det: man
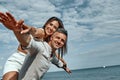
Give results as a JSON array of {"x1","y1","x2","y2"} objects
[
  {"x1": 2, "y1": 19, "x2": 69, "y2": 80},
  {"x1": 17, "y1": 27, "x2": 68, "y2": 80}
]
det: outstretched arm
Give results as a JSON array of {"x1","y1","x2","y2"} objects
[
  {"x1": 55, "y1": 52, "x2": 67, "y2": 65},
  {"x1": 0, "y1": 12, "x2": 30, "y2": 31},
  {"x1": 21, "y1": 26, "x2": 45, "y2": 41},
  {"x1": 62, "y1": 64, "x2": 72, "y2": 74},
  {"x1": 54, "y1": 52, "x2": 72, "y2": 74},
  {"x1": 13, "y1": 20, "x2": 31, "y2": 47},
  {"x1": 0, "y1": 12, "x2": 45, "y2": 46},
  {"x1": 0, "y1": 12, "x2": 19, "y2": 31},
  {"x1": 0, "y1": 12, "x2": 31, "y2": 47}
]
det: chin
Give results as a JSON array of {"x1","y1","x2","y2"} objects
[
  {"x1": 54, "y1": 46, "x2": 59, "y2": 49},
  {"x1": 47, "y1": 33, "x2": 52, "y2": 36}
]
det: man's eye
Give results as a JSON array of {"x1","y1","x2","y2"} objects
[
  {"x1": 50, "y1": 23, "x2": 52, "y2": 26},
  {"x1": 35, "y1": 37, "x2": 39, "y2": 39}
]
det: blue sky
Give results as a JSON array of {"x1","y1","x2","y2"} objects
[{"x1": 0, "y1": 0, "x2": 120, "y2": 74}]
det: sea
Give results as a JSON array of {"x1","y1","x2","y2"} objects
[
  {"x1": 42, "y1": 65, "x2": 120, "y2": 80},
  {"x1": 0, "y1": 65, "x2": 119, "y2": 80}
]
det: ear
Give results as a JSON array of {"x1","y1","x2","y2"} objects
[{"x1": 50, "y1": 35, "x2": 53, "y2": 41}]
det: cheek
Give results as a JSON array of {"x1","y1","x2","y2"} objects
[
  {"x1": 45, "y1": 25, "x2": 50, "y2": 29},
  {"x1": 44, "y1": 27, "x2": 47, "y2": 32},
  {"x1": 53, "y1": 29, "x2": 56, "y2": 32}
]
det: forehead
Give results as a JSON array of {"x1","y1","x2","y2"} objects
[
  {"x1": 50, "y1": 20, "x2": 59, "y2": 24},
  {"x1": 53, "y1": 32, "x2": 67, "y2": 40}
]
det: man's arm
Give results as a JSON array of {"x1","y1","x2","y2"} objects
[
  {"x1": 0, "y1": 12, "x2": 17, "y2": 30},
  {"x1": 56, "y1": 54, "x2": 72, "y2": 74},
  {"x1": 0, "y1": 12, "x2": 31, "y2": 47},
  {"x1": 55, "y1": 52, "x2": 67, "y2": 65},
  {"x1": 13, "y1": 30, "x2": 31, "y2": 47},
  {"x1": 51, "y1": 53, "x2": 72, "y2": 74},
  {"x1": 62, "y1": 64, "x2": 72, "y2": 74}
]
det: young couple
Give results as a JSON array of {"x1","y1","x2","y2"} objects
[{"x1": 0, "y1": 12, "x2": 71, "y2": 80}]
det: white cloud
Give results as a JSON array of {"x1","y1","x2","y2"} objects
[
  {"x1": 0, "y1": 29, "x2": 17, "y2": 44},
  {"x1": 3, "y1": 0, "x2": 61, "y2": 27},
  {"x1": 0, "y1": 5, "x2": 8, "y2": 12},
  {"x1": 65, "y1": 41, "x2": 120, "y2": 69}
]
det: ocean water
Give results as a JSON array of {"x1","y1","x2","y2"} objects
[{"x1": 42, "y1": 65, "x2": 120, "y2": 80}]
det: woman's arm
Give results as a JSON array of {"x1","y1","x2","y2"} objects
[
  {"x1": 29, "y1": 27, "x2": 44, "y2": 40},
  {"x1": 21, "y1": 25, "x2": 45, "y2": 41}
]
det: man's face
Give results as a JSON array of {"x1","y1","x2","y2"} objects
[{"x1": 50, "y1": 32, "x2": 67, "y2": 49}]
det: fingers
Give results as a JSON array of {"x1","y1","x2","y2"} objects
[
  {"x1": 0, "y1": 12, "x2": 9, "y2": 21},
  {"x1": 14, "y1": 19, "x2": 24, "y2": 31},
  {"x1": 64, "y1": 67, "x2": 72, "y2": 74},
  {"x1": 0, "y1": 11, "x2": 24, "y2": 31},
  {"x1": 21, "y1": 29, "x2": 30, "y2": 34},
  {"x1": 18, "y1": 19, "x2": 24, "y2": 24},
  {"x1": 0, "y1": 18, "x2": 4, "y2": 23},
  {"x1": 69, "y1": 70, "x2": 72, "y2": 73},
  {"x1": 67, "y1": 70, "x2": 72, "y2": 74},
  {"x1": 16, "y1": 19, "x2": 24, "y2": 28},
  {"x1": 22, "y1": 24, "x2": 30, "y2": 29},
  {"x1": 0, "y1": 12, "x2": 16, "y2": 26},
  {"x1": 6, "y1": 12, "x2": 16, "y2": 23}
]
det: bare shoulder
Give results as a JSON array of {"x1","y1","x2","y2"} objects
[
  {"x1": 36, "y1": 28, "x2": 45, "y2": 35},
  {"x1": 33, "y1": 28, "x2": 45, "y2": 40}
]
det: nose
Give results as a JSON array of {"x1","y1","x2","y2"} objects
[
  {"x1": 57, "y1": 39, "x2": 62, "y2": 45},
  {"x1": 49, "y1": 27, "x2": 54, "y2": 32}
]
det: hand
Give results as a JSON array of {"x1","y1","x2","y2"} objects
[
  {"x1": 16, "y1": 20, "x2": 24, "y2": 32},
  {"x1": 64, "y1": 67, "x2": 72, "y2": 74},
  {"x1": 20, "y1": 24, "x2": 31, "y2": 34},
  {"x1": 0, "y1": 12, "x2": 17, "y2": 30},
  {"x1": 63, "y1": 64, "x2": 72, "y2": 74}
]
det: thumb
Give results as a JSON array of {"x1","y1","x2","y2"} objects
[
  {"x1": 16, "y1": 19, "x2": 24, "y2": 29},
  {"x1": 14, "y1": 19, "x2": 24, "y2": 31},
  {"x1": 17, "y1": 19, "x2": 24, "y2": 26}
]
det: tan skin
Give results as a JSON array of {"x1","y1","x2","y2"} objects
[{"x1": 0, "y1": 12, "x2": 71, "y2": 80}]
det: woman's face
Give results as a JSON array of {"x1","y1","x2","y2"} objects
[{"x1": 45, "y1": 20, "x2": 59, "y2": 36}]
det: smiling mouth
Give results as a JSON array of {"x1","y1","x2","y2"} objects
[
  {"x1": 47, "y1": 29, "x2": 52, "y2": 34},
  {"x1": 55, "y1": 43, "x2": 61, "y2": 48}
]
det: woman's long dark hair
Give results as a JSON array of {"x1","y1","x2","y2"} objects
[{"x1": 42, "y1": 17, "x2": 67, "y2": 58}]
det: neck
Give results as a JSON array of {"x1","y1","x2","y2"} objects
[
  {"x1": 43, "y1": 30, "x2": 48, "y2": 40},
  {"x1": 44, "y1": 34, "x2": 48, "y2": 38},
  {"x1": 48, "y1": 41, "x2": 56, "y2": 53},
  {"x1": 52, "y1": 49, "x2": 56, "y2": 53}
]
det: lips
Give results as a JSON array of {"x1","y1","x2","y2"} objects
[
  {"x1": 54, "y1": 41, "x2": 62, "y2": 48},
  {"x1": 46, "y1": 28, "x2": 53, "y2": 35}
]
